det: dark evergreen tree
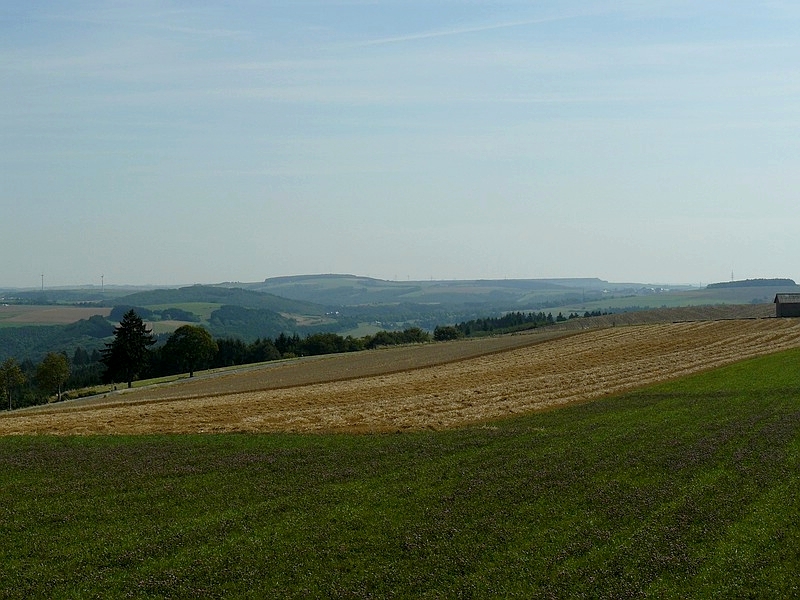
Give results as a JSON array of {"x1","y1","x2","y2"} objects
[
  {"x1": 275, "y1": 332, "x2": 301, "y2": 357},
  {"x1": 72, "y1": 346, "x2": 90, "y2": 366},
  {"x1": 101, "y1": 309, "x2": 156, "y2": 388},
  {"x1": 214, "y1": 338, "x2": 248, "y2": 367},
  {"x1": 246, "y1": 338, "x2": 281, "y2": 363}
]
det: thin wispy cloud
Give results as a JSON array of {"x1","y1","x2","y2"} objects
[{"x1": 354, "y1": 15, "x2": 575, "y2": 47}]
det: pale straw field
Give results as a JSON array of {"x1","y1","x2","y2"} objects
[{"x1": 2, "y1": 315, "x2": 799, "y2": 436}]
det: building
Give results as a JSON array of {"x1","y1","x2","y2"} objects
[{"x1": 774, "y1": 294, "x2": 800, "y2": 317}]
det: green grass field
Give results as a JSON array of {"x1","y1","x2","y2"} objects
[
  {"x1": 145, "y1": 302, "x2": 223, "y2": 322},
  {"x1": 2, "y1": 349, "x2": 799, "y2": 598}
]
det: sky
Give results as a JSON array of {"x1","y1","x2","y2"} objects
[{"x1": 2, "y1": 1, "x2": 800, "y2": 288}]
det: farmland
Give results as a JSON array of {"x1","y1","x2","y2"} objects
[
  {"x1": 1, "y1": 345, "x2": 799, "y2": 597},
  {"x1": 3, "y1": 316, "x2": 800, "y2": 436},
  {"x1": 0, "y1": 304, "x2": 110, "y2": 327}
]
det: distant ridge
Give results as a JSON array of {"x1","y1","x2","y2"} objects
[
  {"x1": 105, "y1": 284, "x2": 326, "y2": 315},
  {"x1": 246, "y1": 274, "x2": 623, "y2": 307},
  {"x1": 706, "y1": 278, "x2": 796, "y2": 289},
  {"x1": 261, "y1": 274, "x2": 610, "y2": 288}
]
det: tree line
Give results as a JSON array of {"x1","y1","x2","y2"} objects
[
  {"x1": 1, "y1": 351, "x2": 74, "y2": 410},
  {"x1": 0, "y1": 310, "x2": 432, "y2": 409},
  {"x1": 435, "y1": 310, "x2": 607, "y2": 339},
  {"x1": 2, "y1": 307, "x2": 606, "y2": 410}
]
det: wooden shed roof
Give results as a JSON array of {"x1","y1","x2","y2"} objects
[{"x1": 774, "y1": 293, "x2": 800, "y2": 303}]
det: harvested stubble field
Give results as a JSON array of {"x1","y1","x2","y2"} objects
[
  {"x1": 0, "y1": 305, "x2": 111, "y2": 325},
  {"x1": 3, "y1": 312, "x2": 800, "y2": 436}
]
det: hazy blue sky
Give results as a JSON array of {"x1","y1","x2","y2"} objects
[{"x1": 3, "y1": 1, "x2": 799, "y2": 288}]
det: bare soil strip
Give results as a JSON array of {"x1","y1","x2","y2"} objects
[{"x1": 3, "y1": 318, "x2": 800, "y2": 436}]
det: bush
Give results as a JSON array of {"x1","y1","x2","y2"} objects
[{"x1": 433, "y1": 326, "x2": 463, "y2": 341}]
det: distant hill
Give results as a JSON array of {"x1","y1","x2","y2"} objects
[
  {"x1": 1, "y1": 285, "x2": 162, "y2": 305},
  {"x1": 0, "y1": 315, "x2": 114, "y2": 363},
  {"x1": 6, "y1": 273, "x2": 792, "y2": 363},
  {"x1": 243, "y1": 275, "x2": 623, "y2": 307},
  {"x1": 206, "y1": 305, "x2": 296, "y2": 342},
  {"x1": 706, "y1": 278, "x2": 797, "y2": 289},
  {"x1": 106, "y1": 285, "x2": 327, "y2": 316}
]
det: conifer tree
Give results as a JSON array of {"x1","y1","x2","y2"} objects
[{"x1": 101, "y1": 309, "x2": 156, "y2": 388}]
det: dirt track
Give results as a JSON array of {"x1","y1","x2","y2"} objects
[{"x1": 2, "y1": 317, "x2": 800, "y2": 436}]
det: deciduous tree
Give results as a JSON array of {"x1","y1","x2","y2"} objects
[
  {"x1": 36, "y1": 353, "x2": 70, "y2": 402},
  {"x1": 0, "y1": 358, "x2": 26, "y2": 410},
  {"x1": 163, "y1": 325, "x2": 217, "y2": 377},
  {"x1": 433, "y1": 325, "x2": 462, "y2": 341}
]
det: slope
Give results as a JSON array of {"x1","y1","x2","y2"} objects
[{"x1": 3, "y1": 317, "x2": 800, "y2": 435}]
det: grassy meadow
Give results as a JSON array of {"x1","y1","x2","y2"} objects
[
  {"x1": 145, "y1": 303, "x2": 223, "y2": 322},
  {"x1": 2, "y1": 349, "x2": 800, "y2": 598}
]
